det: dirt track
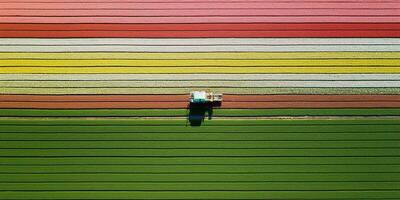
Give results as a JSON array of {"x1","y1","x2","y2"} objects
[{"x1": 1, "y1": 94, "x2": 400, "y2": 109}]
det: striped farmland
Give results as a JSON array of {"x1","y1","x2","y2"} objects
[{"x1": 1, "y1": 0, "x2": 400, "y2": 199}]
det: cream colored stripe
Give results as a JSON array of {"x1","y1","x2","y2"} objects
[
  {"x1": 1, "y1": 52, "x2": 399, "y2": 59},
  {"x1": 1, "y1": 38, "x2": 399, "y2": 45},
  {"x1": 2, "y1": 46, "x2": 400, "y2": 52},
  {"x1": 1, "y1": 88, "x2": 399, "y2": 95}
]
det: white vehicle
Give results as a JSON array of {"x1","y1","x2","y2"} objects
[{"x1": 190, "y1": 91, "x2": 223, "y2": 104}]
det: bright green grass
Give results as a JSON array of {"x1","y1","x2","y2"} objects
[{"x1": 0, "y1": 118, "x2": 399, "y2": 199}]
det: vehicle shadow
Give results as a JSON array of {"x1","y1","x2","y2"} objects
[{"x1": 186, "y1": 102, "x2": 222, "y2": 126}]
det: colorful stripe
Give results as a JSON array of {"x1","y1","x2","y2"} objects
[
  {"x1": 1, "y1": 95, "x2": 400, "y2": 109},
  {"x1": 1, "y1": 52, "x2": 400, "y2": 59},
  {"x1": 2, "y1": 38, "x2": 399, "y2": 45},
  {"x1": 3, "y1": 59, "x2": 400, "y2": 67},
  {"x1": 2, "y1": 80, "x2": 400, "y2": 88},
  {"x1": 1, "y1": 24, "x2": 400, "y2": 37},
  {"x1": 3, "y1": 67, "x2": 400, "y2": 74},
  {"x1": 1, "y1": 74, "x2": 400, "y2": 81},
  {"x1": 2, "y1": 88, "x2": 400, "y2": 95}
]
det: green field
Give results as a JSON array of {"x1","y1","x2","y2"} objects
[{"x1": 0, "y1": 118, "x2": 399, "y2": 199}]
